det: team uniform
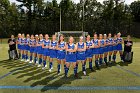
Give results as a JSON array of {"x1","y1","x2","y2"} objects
[
  {"x1": 113, "y1": 39, "x2": 118, "y2": 51},
  {"x1": 86, "y1": 41, "x2": 93, "y2": 58},
  {"x1": 76, "y1": 42, "x2": 86, "y2": 61},
  {"x1": 38, "y1": 39, "x2": 44, "y2": 66},
  {"x1": 49, "y1": 41, "x2": 57, "y2": 58},
  {"x1": 117, "y1": 38, "x2": 123, "y2": 51},
  {"x1": 34, "y1": 40, "x2": 38, "y2": 64},
  {"x1": 25, "y1": 38, "x2": 30, "y2": 51},
  {"x1": 104, "y1": 39, "x2": 109, "y2": 53},
  {"x1": 108, "y1": 38, "x2": 114, "y2": 52},
  {"x1": 92, "y1": 39, "x2": 99, "y2": 55},
  {"x1": 43, "y1": 40, "x2": 50, "y2": 57},
  {"x1": 20, "y1": 38, "x2": 26, "y2": 60},
  {"x1": 66, "y1": 43, "x2": 77, "y2": 62},
  {"x1": 99, "y1": 39, "x2": 105, "y2": 54},
  {"x1": 17, "y1": 38, "x2": 22, "y2": 50},
  {"x1": 29, "y1": 39, "x2": 35, "y2": 62}
]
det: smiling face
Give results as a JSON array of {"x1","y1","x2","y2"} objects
[
  {"x1": 45, "y1": 34, "x2": 49, "y2": 40},
  {"x1": 86, "y1": 35, "x2": 90, "y2": 41},
  {"x1": 35, "y1": 35, "x2": 39, "y2": 40},
  {"x1": 52, "y1": 35, "x2": 56, "y2": 41},
  {"x1": 39, "y1": 34, "x2": 43, "y2": 40},
  {"x1": 60, "y1": 35, "x2": 64, "y2": 41},
  {"x1": 31, "y1": 35, "x2": 34, "y2": 39},
  {"x1": 94, "y1": 34, "x2": 97, "y2": 39},
  {"x1": 104, "y1": 34, "x2": 107, "y2": 39},
  {"x1": 69, "y1": 36, "x2": 74, "y2": 43},
  {"x1": 26, "y1": 34, "x2": 30, "y2": 39},
  {"x1": 108, "y1": 33, "x2": 112, "y2": 38},
  {"x1": 18, "y1": 33, "x2": 21, "y2": 38},
  {"x1": 21, "y1": 34, "x2": 25, "y2": 38},
  {"x1": 117, "y1": 33, "x2": 121, "y2": 38},
  {"x1": 114, "y1": 34, "x2": 117, "y2": 39},
  {"x1": 99, "y1": 34, "x2": 103, "y2": 39},
  {"x1": 79, "y1": 36, "x2": 83, "y2": 42}
]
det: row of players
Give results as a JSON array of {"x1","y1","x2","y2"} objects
[{"x1": 17, "y1": 33, "x2": 123, "y2": 77}]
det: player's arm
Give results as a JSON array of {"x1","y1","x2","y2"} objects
[{"x1": 81, "y1": 43, "x2": 86, "y2": 51}]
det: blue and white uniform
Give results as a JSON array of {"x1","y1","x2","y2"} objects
[
  {"x1": 57, "y1": 42, "x2": 66, "y2": 60},
  {"x1": 76, "y1": 42, "x2": 86, "y2": 61},
  {"x1": 117, "y1": 38, "x2": 123, "y2": 51},
  {"x1": 86, "y1": 41, "x2": 93, "y2": 58},
  {"x1": 49, "y1": 41, "x2": 57, "y2": 58},
  {"x1": 43, "y1": 40, "x2": 50, "y2": 56},
  {"x1": 99, "y1": 39, "x2": 105, "y2": 54},
  {"x1": 25, "y1": 38, "x2": 30, "y2": 51},
  {"x1": 34, "y1": 40, "x2": 38, "y2": 53},
  {"x1": 37, "y1": 39, "x2": 44, "y2": 54},
  {"x1": 17, "y1": 38, "x2": 22, "y2": 49},
  {"x1": 29, "y1": 39, "x2": 35, "y2": 53},
  {"x1": 66, "y1": 43, "x2": 77, "y2": 62},
  {"x1": 104, "y1": 39, "x2": 109, "y2": 53},
  {"x1": 20, "y1": 38, "x2": 26, "y2": 50},
  {"x1": 113, "y1": 39, "x2": 118, "y2": 51},
  {"x1": 92, "y1": 39, "x2": 99, "y2": 54},
  {"x1": 108, "y1": 38, "x2": 114, "y2": 52}
]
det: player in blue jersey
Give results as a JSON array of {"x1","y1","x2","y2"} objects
[
  {"x1": 42, "y1": 34, "x2": 50, "y2": 70},
  {"x1": 21, "y1": 34, "x2": 26, "y2": 61},
  {"x1": 49, "y1": 35, "x2": 57, "y2": 72},
  {"x1": 17, "y1": 33, "x2": 22, "y2": 59},
  {"x1": 99, "y1": 34, "x2": 105, "y2": 66},
  {"x1": 112, "y1": 34, "x2": 118, "y2": 62},
  {"x1": 85, "y1": 35, "x2": 94, "y2": 71},
  {"x1": 108, "y1": 33, "x2": 114, "y2": 63},
  {"x1": 34, "y1": 35, "x2": 39, "y2": 65},
  {"x1": 29, "y1": 35, "x2": 35, "y2": 63},
  {"x1": 76, "y1": 36, "x2": 86, "y2": 75},
  {"x1": 103, "y1": 34, "x2": 109, "y2": 66},
  {"x1": 24, "y1": 34, "x2": 30, "y2": 62},
  {"x1": 57, "y1": 34, "x2": 66, "y2": 74},
  {"x1": 65, "y1": 36, "x2": 78, "y2": 78},
  {"x1": 117, "y1": 32, "x2": 124, "y2": 62},
  {"x1": 37, "y1": 34, "x2": 44, "y2": 67},
  {"x1": 92, "y1": 34, "x2": 100, "y2": 69}
]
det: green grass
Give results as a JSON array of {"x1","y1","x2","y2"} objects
[{"x1": 0, "y1": 43, "x2": 140, "y2": 93}]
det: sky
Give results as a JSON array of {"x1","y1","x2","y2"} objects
[{"x1": 9, "y1": 0, "x2": 137, "y2": 5}]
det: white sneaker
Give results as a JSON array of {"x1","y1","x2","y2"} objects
[
  {"x1": 49, "y1": 69, "x2": 52, "y2": 72},
  {"x1": 83, "y1": 71, "x2": 86, "y2": 76},
  {"x1": 29, "y1": 61, "x2": 32, "y2": 63},
  {"x1": 37, "y1": 64, "x2": 41, "y2": 67},
  {"x1": 45, "y1": 65, "x2": 47, "y2": 68},
  {"x1": 42, "y1": 67, "x2": 45, "y2": 70},
  {"x1": 36, "y1": 61, "x2": 39, "y2": 64},
  {"x1": 21, "y1": 59, "x2": 24, "y2": 61},
  {"x1": 27, "y1": 59, "x2": 30, "y2": 62},
  {"x1": 31, "y1": 60, "x2": 33, "y2": 63},
  {"x1": 51, "y1": 67, "x2": 53, "y2": 69},
  {"x1": 25, "y1": 60, "x2": 28, "y2": 62}
]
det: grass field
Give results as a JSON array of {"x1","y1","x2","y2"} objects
[{"x1": 0, "y1": 43, "x2": 140, "y2": 93}]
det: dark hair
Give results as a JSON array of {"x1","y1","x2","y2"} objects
[{"x1": 58, "y1": 34, "x2": 64, "y2": 44}]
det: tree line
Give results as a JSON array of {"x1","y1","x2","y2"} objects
[{"x1": 0, "y1": 0, "x2": 140, "y2": 38}]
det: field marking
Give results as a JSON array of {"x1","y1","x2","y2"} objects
[
  {"x1": 116, "y1": 65, "x2": 140, "y2": 78},
  {"x1": 0, "y1": 86, "x2": 140, "y2": 90}
]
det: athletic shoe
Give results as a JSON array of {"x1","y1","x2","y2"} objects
[
  {"x1": 74, "y1": 73, "x2": 78, "y2": 78},
  {"x1": 27, "y1": 59, "x2": 30, "y2": 62},
  {"x1": 83, "y1": 71, "x2": 86, "y2": 76},
  {"x1": 21, "y1": 59, "x2": 24, "y2": 61},
  {"x1": 49, "y1": 69, "x2": 52, "y2": 72},
  {"x1": 37, "y1": 64, "x2": 41, "y2": 67},
  {"x1": 29, "y1": 61, "x2": 32, "y2": 63},
  {"x1": 42, "y1": 67, "x2": 45, "y2": 70},
  {"x1": 45, "y1": 65, "x2": 47, "y2": 68},
  {"x1": 25, "y1": 60, "x2": 28, "y2": 62}
]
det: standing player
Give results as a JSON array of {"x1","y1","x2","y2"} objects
[
  {"x1": 65, "y1": 36, "x2": 77, "y2": 77},
  {"x1": 34, "y1": 35, "x2": 39, "y2": 64},
  {"x1": 85, "y1": 35, "x2": 94, "y2": 71},
  {"x1": 57, "y1": 34, "x2": 66, "y2": 74},
  {"x1": 117, "y1": 32, "x2": 124, "y2": 62},
  {"x1": 103, "y1": 34, "x2": 109, "y2": 66},
  {"x1": 37, "y1": 34, "x2": 44, "y2": 67},
  {"x1": 17, "y1": 33, "x2": 22, "y2": 59},
  {"x1": 25, "y1": 34, "x2": 30, "y2": 62},
  {"x1": 49, "y1": 35, "x2": 57, "y2": 72},
  {"x1": 42, "y1": 34, "x2": 50, "y2": 70},
  {"x1": 112, "y1": 34, "x2": 118, "y2": 62},
  {"x1": 92, "y1": 34, "x2": 100, "y2": 69},
  {"x1": 108, "y1": 33, "x2": 114, "y2": 63},
  {"x1": 99, "y1": 34, "x2": 105, "y2": 66},
  {"x1": 29, "y1": 35, "x2": 35, "y2": 63},
  {"x1": 76, "y1": 36, "x2": 86, "y2": 75},
  {"x1": 20, "y1": 34, "x2": 26, "y2": 61}
]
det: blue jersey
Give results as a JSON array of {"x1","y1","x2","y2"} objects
[
  {"x1": 17, "y1": 38, "x2": 21, "y2": 44},
  {"x1": 100, "y1": 39, "x2": 105, "y2": 47},
  {"x1": 25, "y1": 38, "x2": 30, "y2": 45},
  {"x1": 92, "y1": 39, "x2": 99, "y2": 47},
  {"x1": 67, "y1": 43, "x2": 75, "y2": 54},
  {"x1": 58, "y1": 42, "x2": 65, "y2": 51},
  {"x1": 38, "y1": 39, "x2": 44, "y2": 46},
  {"x1": 113, "y1": 39, "x2": 118, "y2": 45},
  {"x1": 117, "y1": 38, "x2": 123, "y2": 44},
  {"x1": 86, "y1": 41, "x2": 92, "y2": 48},
  {"x1": 44, "y1": 40, "x2": 50, "y2": 47},
  {"x1": 30, "y1": 39, "x2": 35, "y2": 46},
  {"x1": 105, "y1": 39, "x2": 109, "y2": 46},
  {"x1": 21, "y1": 38, "x2": 26, "y2": 45},
  {"x1": 108, "y1": 38, "x2": 114, "y2": 45},
  {"x1": 77, "y1": 42, "x2": 84, "y2": 49},
  {"x1": 51, "y1": 41, "x2": 57, "y2": 48}
]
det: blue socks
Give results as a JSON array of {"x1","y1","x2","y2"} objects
[
  {"x1": 22, "y1": 54, "x2": 25, "y2": 59},
  {"x1": 49, "y1": 62, "x2": 53, "y2": 69},
  {"x1": 99, "y1": 58, "x2": 103, "y2": 65},
  {"x1": 74, "y1": 67, "x2": 77, "y2": 75},
  {"x1": 120, "y1": 55, "x2": 123, "y2": 60},
  {"x1": 43, "y1": 60, "x2": 46, "y2": 67},
  {"x1": 113, "y1": 55, "x2": 116, "y2": 61},
  {"x1": 95, "y1": 59, "x2": 99, "y2": 67},
  {"x1": 109, "y1": 56, "x2": 111, "y2": 62},
  {"x1": 39, "y1": 58, "x2": 42, "y2": 64},
  {"x1": 34, "y1": 57, "x2": 38, "y2": 63},
  {"x1": 82, "y1": 64, "x2": 86, "y2": 71},
  {"x1": 58, "y1": 64, "x2": 61, "y2": 73},
  {"x1": 65, "y1": 67, "x2": 69, "y2": 76},
  {"x1": 89, "y1": 61, "x2": 92, "y2": 69},
  {"x1": 104, "y1": 57, "x2": 107, "y2": 63},
  {"x1": 30, "y1": 56, "x2": 32, "y2": 61}
]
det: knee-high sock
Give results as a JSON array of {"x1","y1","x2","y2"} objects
[
  {"x1": 95, "y1": 59, "x2": 99, "y2": 67},
  {"x1": 49, "y1": 62, "x2": 53, "y2": 69},
  {"x1": 39, "y1": 58, "x2": 42, "y2": 64},
  {"x1": 34, "y1": 57, "x2": 37, "y2": 63},
  {"x1": 104, "y1": 57, "x2": 107, "y2": 63},
  {"x1": 89, "y1": 61, "x2": 92, "y2": 69},
  {"x1": 74, "y1": 67, "x2": 77, "y2": 75},
  {"x1": 113, "y1": 55, "x2": 116, "y2": 61},
  {"x1": 82, "y1": 64, "x2": 86, "y2": 71},
  {"x1": 120, "y1": 55, "x2": 123, "y2": 60},
  {"x1": 109, "y1": 55, "x2": 111, "y2": 62},
  {"x1": 57, "y1": 64, "x2": 61, "y2": 73},
  {"x1": 43, "y1": 60, "x2": 46, "y2": 67},
  {"x1": 99, "y1": 58, "x2": 103, "y2": 65},
  {"x1": 30, "y1": 56, "x2": 32, "y2": 61},
  {"x1": 22, "y1": 54, "x2": 25, "y2": 59},
  {"x1": 65, "y1": 67, "x2": 69, "y2": 76}
]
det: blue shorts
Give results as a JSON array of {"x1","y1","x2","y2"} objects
[
  {"x1": 104, "y1": 46, "x2": 108, "y2": 53},
  {"x1": 43, "y1": 48, "x2": 50, "y2": 56},
  {"x1": 66, "y1": 53, "x2": 77, "y2": 62},
  {"x1": 34, "y1": 47, "x2": 38, "y2": 53},
  {"x1": 25, "y1": 45, "x2": 30, "y2": 51},
  {"x1": 76, "y1": 52, "x2": 86, "y2": 61},
  {"x1": 17, "y1": 44, "x2": 21, "y2": 49},
  {"x1": 92, "y1": 48, "x2": 99, "y2": 55},
  {"x1": 108, "y1": 45, "x2": 113, "y2": 52},
  {"x1": 99, "y1": 47, "x2": 104, "y2": 54},
  {"x1": 38, "y1": 46, "x2": 44, "y2": 54},
  {"x1": 86, "y1": 49, "x2": 93, "y2": 58},
  {"x1": 117, "y1": 44, "x2": 122, "y2": 51},
  {"x1": 57, "y1": 51, "x2": 65, "y2": 60},
  {"x1": 20, "y1": 45, "x2": 25, "y2": 50},
  {"x1": 49, "y1": 49, "x2": 57, "y2": 58},
  {"x1": 113, "y1": 45, "x2": 117, "y2": 51},
  {"x1": 30, "y1": 47, "x2": 35, "y2": 53}
]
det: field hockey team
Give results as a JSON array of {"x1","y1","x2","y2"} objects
[{"x1": 16, "y1": 32, "x2": 123, "y2": 77}]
